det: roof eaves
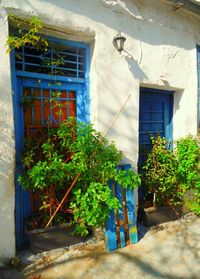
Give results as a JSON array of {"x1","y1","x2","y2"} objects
[{"x1": 164, "y1": 0, "x2": 200, "y2": 18}]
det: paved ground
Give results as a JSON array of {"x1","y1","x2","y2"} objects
[{"x1": 0, "y1": 213, "x2": 200, "y2": 279}]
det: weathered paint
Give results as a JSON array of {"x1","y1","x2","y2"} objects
[
  {"x1": 105, "y1": 165, "x2": 138, "y2": 251},
  {"x1": 0, "y1": 0, "x2": 199, "y2": 257}
]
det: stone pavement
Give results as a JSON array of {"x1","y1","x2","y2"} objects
[{"x1": 0, "y1": 213, "x2": 200, "y2": 279}]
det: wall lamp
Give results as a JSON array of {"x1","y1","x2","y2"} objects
[{"x1": 113, "y1": 32, "x2": 126, "y2": 54}]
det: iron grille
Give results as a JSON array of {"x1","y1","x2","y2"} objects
[{"x1": 15, "y1": 44, "x2": 86, "y2": 78}]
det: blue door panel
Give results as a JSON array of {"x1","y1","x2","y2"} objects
[{"x1": 138, "y1": 88, "x2": 173, "y2": 168}]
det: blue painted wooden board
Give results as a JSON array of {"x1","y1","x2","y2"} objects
[
  {"x1": 105, "y1": 180, "x2": 117, "y2": 251},
  {"x1": 115, "y1": 181, "x2": 126, "y2": 248},
  {"x1": 105, "y1": 164, "x2": 138, "y2": 251}
]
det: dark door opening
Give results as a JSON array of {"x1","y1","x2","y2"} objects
[{"x1": 138, "y1": 87, "x2": 173, "y2": 209}]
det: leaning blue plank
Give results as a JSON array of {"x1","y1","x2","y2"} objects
[
  {"x1": 125, "y1": 167, "x2": 138, "y2": 243},
  {"x1": 126, "y1": 188, "x2": 138, "y2": 243},
  {"x1": 105, "y1": 181, "x2": 117, "y2": 251},
  {"x1": 121, "y1": 164, "x2": 138, "y2": 244},
  {"x1": 115, "y1": 179, "x2": 126, "y2": 248}
]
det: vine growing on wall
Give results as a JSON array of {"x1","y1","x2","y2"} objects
[
  {"x1": 7, "y1": 16, "x2": 48, "y2": 52},
  {"x1": 7, "y1": 16, "x2": 66, "y2": 117}
]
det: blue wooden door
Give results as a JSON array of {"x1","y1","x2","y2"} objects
[
  {"x1": 105, "y1": 165, "x2": 138, "y2": 251},
  {"x1": 138, "y1": 88, "x2": 173, "y2": 201},
  {"x1": 14, "y1": 77, "x2": 85, "y2": 248}
]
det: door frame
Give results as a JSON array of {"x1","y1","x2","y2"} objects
[{"x1": 10, "y1": 37, "x2": 90, "y2": 249}]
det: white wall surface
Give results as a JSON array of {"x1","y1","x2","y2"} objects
[
  {"x1": 0, "y1": 0, "x2": 199, "y2": 257},
  {"x1": 0, "y1": 9, "x2": 16, "y2": 258}
]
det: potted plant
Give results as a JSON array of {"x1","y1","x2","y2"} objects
[
  {"x1": 141, "y1": 136, "x2": 184, "y2": 226},
  {"x1": 18, "y1": 118, "x2": 141, "y2": 252}
]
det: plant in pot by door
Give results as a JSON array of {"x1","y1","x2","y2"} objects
[
  {"x1": 141, "y1": 136, "x2": 183, "y2": 226},
  {"x1": 18, "y1": 118, "x2": 141, "y2": 252},
  {"x1": 141, "y1": 134, "x2": 200, "y2": 226}
]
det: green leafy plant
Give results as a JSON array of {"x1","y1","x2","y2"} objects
[
  {"x1": 7, "y1": 16, "x2": 48, "y2": 51},
  {"x1": 176, "y1": 135, "x2": 200, "y2": 215},
  {"x1": 141, "y1": 134, "x2": 200, "y2": 215},
  {"x1": 18, "y1": 118, "x2": 141, "y2": 235},
  {"x1": 142, "y1": 136, "x2": 181, "y2": 206}
]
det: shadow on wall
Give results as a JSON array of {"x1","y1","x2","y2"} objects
[
  {"x1": 25, "y1": 0, "x2": 194, "y2": 51},
  {"x1": 124, "y1": 50, "x2": 147, "y2": 81}
]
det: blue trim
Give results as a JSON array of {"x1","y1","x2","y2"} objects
[
  {"x1": 10, "y1": 50, "x2": 20, "y2": 249},
  {"x1": 140, "y1": 87, "x2": 174, "y2": 95},
  {"x1": 197, "y1": 45, "x2": 200, "y2": 128},
  {"x1": 16, "y1": 71, "x2": 85, "y2": 84},
  {"x1": 85, "y1": 44, "x2": 90, "y2": 123},
  {"x1": 44, "y1": 35, "x2": 90, "y2": 49},
  {"x1": 11, "y1": 50, "x2": 32, "y2": 249}
]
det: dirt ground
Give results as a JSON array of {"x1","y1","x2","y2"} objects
[{"x1": 0, "y1": 213, "x2": 200, "y2": 279}]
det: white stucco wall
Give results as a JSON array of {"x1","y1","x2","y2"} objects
[
  {"x1": 0, "y1": 0, "x2": 199, "y2": 257},
  {"x1": 0, "y1": 9, "x2": 16, "y2": 258}
]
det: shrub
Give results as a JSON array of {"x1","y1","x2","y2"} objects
[
  {"x1": 142, "y1": 133, "x2": 200, "y2": 215},
  {"x1": 18, "y1": 118, "x2": 141, "y2": 235},
  {"x1": 142, "y1": 136, "x2": 181, "y2": 206},
  {"x1": 176, "y1": 135, "x2": 200, "y2": 215}
]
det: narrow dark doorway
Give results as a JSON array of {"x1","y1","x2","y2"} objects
[{"x1": 138, "y1": 87, "x2": 173, "y2": 212}]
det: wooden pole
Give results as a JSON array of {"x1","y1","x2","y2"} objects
[{"x1": 45, "y1": 94, "x2": 132, "y2": 228}]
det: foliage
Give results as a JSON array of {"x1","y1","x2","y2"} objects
[
  {"x1": 142, "y1": 134, "x2": 200, "y2": 215},
  {"x1": 142, "y1": 136, "x2": 181, "y2": 206},
  {"x1": 18, "y1": 119, "x2": 141, "y2": 235},
  {"x1": 176, "y1": 135, "x2": 200, "y2": 215},
  {"x1": 7, "y1": 16, "x2": 48, "y2": 52}
]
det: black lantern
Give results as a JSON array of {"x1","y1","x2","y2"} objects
[{"x1": 113, "y1": 32, "x2": 126, "y2": 54}]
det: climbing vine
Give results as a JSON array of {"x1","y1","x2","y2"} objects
[{"x1": 7, "y1": 16, "x2": 48, "y2": 51}]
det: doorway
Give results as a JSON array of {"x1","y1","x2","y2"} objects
[
  {"x1": 12, "y1": 38, "x2": 90, "y2": 248},
  {"x1": 138, "y1": 87, "x2": 173, "y2": 205}
]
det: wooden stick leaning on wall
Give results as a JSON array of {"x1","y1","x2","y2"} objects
[{"x1": 45, "y1": 94, "x2": 132, "y2": 228}]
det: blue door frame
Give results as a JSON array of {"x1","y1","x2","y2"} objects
[{"x1": 11, "y1": 38, "x2": 90, "y2": 249}]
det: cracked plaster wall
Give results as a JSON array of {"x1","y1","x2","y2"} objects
[{"x1": 0, "y1": 0, "x2": 199, "y2": 257}]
